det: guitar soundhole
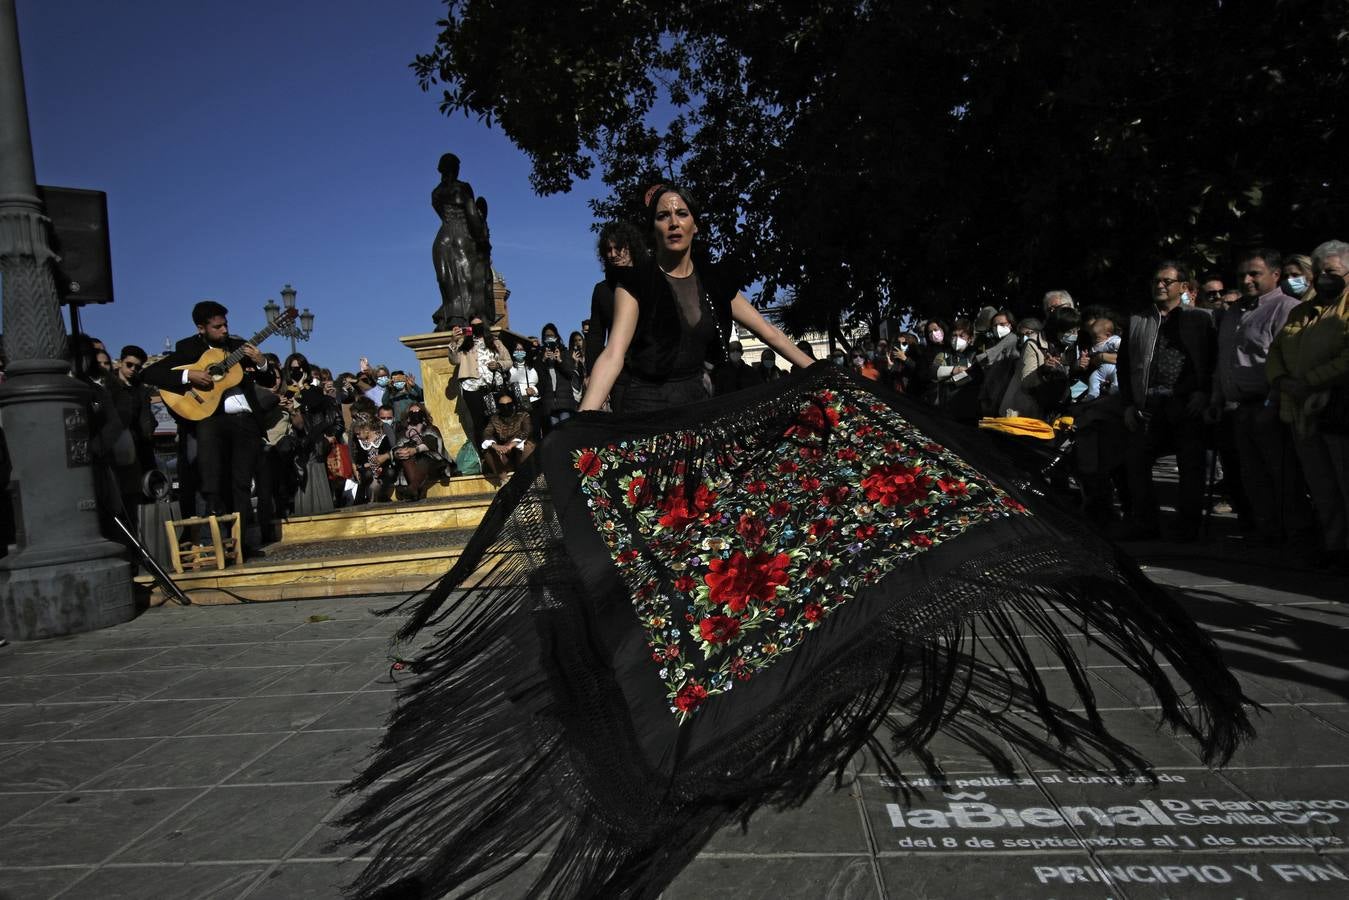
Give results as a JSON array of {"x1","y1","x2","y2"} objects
[{"x1": 208, "y1": 365, "x2": 227, "y2": 379}]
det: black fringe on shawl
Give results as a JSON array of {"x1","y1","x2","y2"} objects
[{"x1": 336, "y1": 365, "x2": 1254, "y2": 900}]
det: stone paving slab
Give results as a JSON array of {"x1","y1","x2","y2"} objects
[{"x1": 0, "y1": 547, "x2": 1345, "y2": 899}]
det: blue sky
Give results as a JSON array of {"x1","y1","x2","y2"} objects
[{"x1": 17, "y1": 0, "x2": 608, "y2": 375}]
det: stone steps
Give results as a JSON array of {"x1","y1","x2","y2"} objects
[{"x1": 135, "y1": 475, "x2": 500, "y2": 605}]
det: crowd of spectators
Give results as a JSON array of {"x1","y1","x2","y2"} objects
[
  {"x1": 5, "y1": 232, "x2": 1343, "y2": 576},
  {"x1": 831, "y1": 242, "x2": 1347, "y2": 572}
]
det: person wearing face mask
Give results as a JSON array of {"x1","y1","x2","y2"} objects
[
  {"x1": 449, "y1": 316, "x2": 511, "y2": 448},
  {"x1": 508, "y1": 342, "x2": 542, "y2": 437},
  {"x1": 1207, "y1": 248, "x2": 1310, "y2": 547},
  {"x1": 479, "y1": 389, "x2": 535, "y2": 486},
  {"x1": 587, "y1": 222, "x2": 650, "y2": 410},
  {"x1": 972, "y1": 308, "x2": 1020, "y2": 416},
  {"x1": 393, "y1": 403, "x2": 452, "y2": 500},
  {"x1": 711, "y1": 339, "x2": 763, "y2": 395},
  {"x1": 886, "y1": 332, "x2": 922, "y2": 394},
  {"x1": 757, "y1": 347, "x2": 784, "y2": 382},
  {"x1": 1268, "y1": 239, "x2": 1349, "y2": 570},
  {"x1": 535, "y1": 323, "x2": 579, "y2": 436},
  {"x1": 999, "y1": 306, "x2": 1069, "y2": 421},
  {"x1": 913, "y1": 318, "x2": 948, "y2": 403},
  {"x1": 384, "y1": 370, "x2": 424, "y2": 422},
  {"x1": 927, "y1": 318, "x2": 979, "y2": 420},
  {"x1": 1281, "y1": 254, "x2": 1314, "y2": 299}
]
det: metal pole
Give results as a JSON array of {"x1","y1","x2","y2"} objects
[{"x1": 0, "y1": 0, "x2": 134, "y2": 639}]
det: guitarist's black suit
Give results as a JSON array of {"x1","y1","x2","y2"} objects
[{"x1": 143, "y1": 334, "x2": 278, "y2": 546}]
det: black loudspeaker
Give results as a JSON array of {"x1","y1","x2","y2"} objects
[{"x1": 36, "y1": 185, "x2": 114, "y2": 305}]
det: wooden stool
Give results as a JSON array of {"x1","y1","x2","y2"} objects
[{"x1": 163, "y1": 514, "x2": 243, "y2": 574}]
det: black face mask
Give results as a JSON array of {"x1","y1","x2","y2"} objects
[
  {"x1": 1314, "y1": 273, "x2": 1346, "y2": 300},
  {"x1": 497, "y1": 403, "x2": 513, "y2": 413}
]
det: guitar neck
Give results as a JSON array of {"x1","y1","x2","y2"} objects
[{"x1": 219, "y1": 317, "x2": 289, "y2": 369}]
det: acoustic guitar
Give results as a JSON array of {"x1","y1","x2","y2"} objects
[{"x1": 158, "y1": 308, "x2": 298, "y2": 422}]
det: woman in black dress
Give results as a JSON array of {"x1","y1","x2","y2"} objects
[{"x1": 582, "y1": 184, "x2": 812, "y2": 412}]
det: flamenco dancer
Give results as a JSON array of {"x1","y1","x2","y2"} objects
[{"x1": 340, "y1": 185, "x2": 1253, "y2": 899}]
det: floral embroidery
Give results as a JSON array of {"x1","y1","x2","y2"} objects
[{"x1": 575, "y1": 383, "x2": 1030, "y2": 722}]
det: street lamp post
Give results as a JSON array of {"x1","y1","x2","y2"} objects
[
  {"x1": 267, "y1": 283, "x2": 313, "y2": 356},
  {"x1": 0, "y1": 0, "x2": 133, "y2": 639}
]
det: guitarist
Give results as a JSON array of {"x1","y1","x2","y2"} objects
[{"x1": 142, "y1": 300, "x2": 278, "y2": 557}]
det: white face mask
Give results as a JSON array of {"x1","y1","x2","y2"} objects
[
  {"x1": 1179, "y1": 291, "x2": 1192, "y2": 306},
  {"x1": 952, "y1": 336, "x2": 969, "y2": 352},
  {"x1": 1284, "y1": 276, "x2": 1308, "y2": 296},
  {"x1": 994, "y1": 324, "x2": 1012, "y2": 340},
  {"x1": 929, "y1": 329, "x2": 944, "y2": 345}
]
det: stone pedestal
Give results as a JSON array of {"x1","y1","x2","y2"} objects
[{"x1": 399, "y1": 331, "x2": 471, "y2": 463}]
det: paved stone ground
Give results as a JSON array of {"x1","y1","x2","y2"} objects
[{"x1": 1, "y1": 523, "x2": 1345, "y2": 898}]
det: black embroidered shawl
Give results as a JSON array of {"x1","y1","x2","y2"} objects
[{"x1": 339, "y1": 365, "x2": 1252, "y2": 899}]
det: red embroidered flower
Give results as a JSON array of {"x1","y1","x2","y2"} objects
[
  {"x1": 698, "y1": 614, "x2": 741, "y2": 644},
  {"x1": 861, "y1": 463, "x2": 931, "y2": 508},
  {"x1": 1001, "y1": 496, "x2": 1027, "y2": 512},
  {"x1": 798, "y1": 475, "x2": 822, "y2": 492},
  {"x1": 666, "y1": 645, "x2": 680, "y2": 659},
  {"x1": 837, "y1": 447, "x2": 859, "y2": 462},
  {"x1": 808, "y1": 517, "x2": 835, "y2": 538},
  {"x1": 673, "y1": 574, "x2": 697, "y2": 593},
  {"x1": 911, "y1": 534, "x2": 934, "y2": 548},
  {"x1": 656, "y1": 483, "x2": 718, "y2": 531},
  {"x1": 617, "y1": 548, "x2": 639, "y2": 564},
  {"x1": 777, "y1": 460, "x2": 799, "y2": 474},
  {"x1": 805, "y1": 559, "x2": 833, "y2": 578},
  {"x1": 855, "y1": 524, "x2": 877, "y2": 540},
  {"x1": 674, "y1": 681, "x2": 708, "y2": 712},
  {"x1": 576, "y1": 450, "x2": 601, "y2": 478},
  {"x1": 768, "y1": 500, "x2": 791, "y2": 519},
  {"x1": 737, "y1": 514, "x2": 768, "y2": 547},
  {"x1": 745, "y1": 480, "x2": 769, "y2": 495},
  {"x1": 795, "y1": 403, "x2": 840, "y2": 435},
  {"x1": 803, "y1": 602, "x2": 824, "y2": 622},
  {"x1": 704, "y1": 550, "x2": 791, "y2": 612},
  {"x1": 938, "y1": 478, "x2": 970, "y2": 497},
  {"x1": 626, "y1": 475, "x2": 652, "y2": 507},
  {"x1": 822, "y1": 484, "x2": 852, "y2": 506},
  {"x1": 799, "y1": 446, "x2": 823, "y2": 461}
]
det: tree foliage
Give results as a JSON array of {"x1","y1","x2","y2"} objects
[{"x1": 413, "y1": 0, "x2": 1348, "y2": 333}]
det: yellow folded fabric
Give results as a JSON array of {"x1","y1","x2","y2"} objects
[{"x1": 977, "y1": 416, "x2": 1057, "y2": 440}]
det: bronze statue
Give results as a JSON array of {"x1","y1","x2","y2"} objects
[{"x1": 431, "y1": 153, "x2": 492, "y2": 331}]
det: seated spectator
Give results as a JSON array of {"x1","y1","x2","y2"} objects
[
  {"x1": 351, "y1": 417, "x2": 395, "y2": 504},
  {"x1": 1084, "y1": 317, "x2": 1121, "y2": 398},
  {"x1": 712, "y1": 340, "x2": 763, "y2": 395},
  {"x1": 394, "y1": 402, "x2": 451, "y2": 501},
  {"x1": 385, "y1": 370, "x2": 424, "y2": 421},
  {"x1": 480, "y1": 389, "x2": 536, "y2": 486}
]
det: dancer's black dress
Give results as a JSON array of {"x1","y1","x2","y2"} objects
[{"x1": 340, "y1": 263, "x2": 1252, "y2": 899}]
